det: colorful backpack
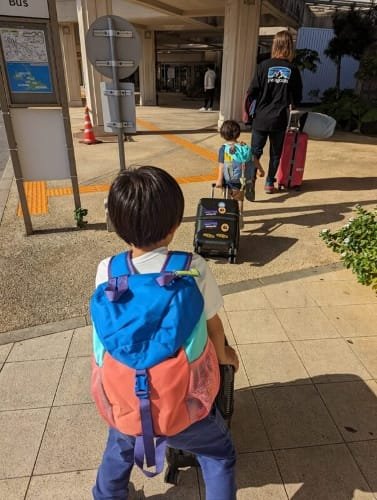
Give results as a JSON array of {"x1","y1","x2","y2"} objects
[
  {"x1": 223, "y1": 143, "x2": 255, "y2": 198},
  {"x1": 90, "y1": 251, "x2": 220, "y2": 477}
]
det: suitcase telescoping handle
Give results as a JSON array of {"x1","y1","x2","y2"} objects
[
  {"x1": 211, "y1": 183, "x2": 228, "y2": 199},
  {"x1": 288, "y1": 110, "x2": 306, "y2": 132},
  {"x1": 288, "y1": 110, "x2": 301, "y2": 130}
]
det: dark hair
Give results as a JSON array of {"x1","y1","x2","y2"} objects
[
  {"x1": 108, "y1": 166, "x2": 184, "y2": 248},
  {"x1": 220, "y1": 120, "x2": 241, "y2": 141}
]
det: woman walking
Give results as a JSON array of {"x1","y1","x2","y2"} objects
[{"x1": 248, "y1": 30, "x2": 303, "y2": 193}]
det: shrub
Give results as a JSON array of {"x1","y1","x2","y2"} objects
[
  {"x1": 320, "y1": 205, "x2": 377, "y2": 292},
  {"x1": 315, "y1": 88, "x2": 377, "y2": 132},
  {"x1": 294, "y1": 49, "x2": 320, "y2": 72}
]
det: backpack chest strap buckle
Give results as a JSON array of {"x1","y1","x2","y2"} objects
[{"x1": 135, "y1": 370, "x2": 149, "y2": 399}]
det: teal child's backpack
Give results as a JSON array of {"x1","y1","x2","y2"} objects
[{"x1": 223, "y1": 143, "x2": 256, "y2": 201}]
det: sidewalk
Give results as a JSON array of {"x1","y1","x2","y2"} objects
[
  {"x1": 1, "y1": 267, "x2": 377, "y2": 499},
  {"x1": 1, "y1": 101, "x2": 377, "y2": 498}
]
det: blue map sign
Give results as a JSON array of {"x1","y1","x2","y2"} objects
[
  {"x1": 6, "y1": 62, "x2": 52, "y2": 93},
  {"x1": 0, "y1": 28, "x2": 53, "y2": 94}
]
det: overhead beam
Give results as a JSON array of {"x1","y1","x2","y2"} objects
[
  {"x1": 263, "y1": 0, "x2": 300, "y2": 28},
  {"x1": 128, "y1": 0, "x2": 183, "y2": 16},
  {"x1": 126, "y1": 0, "x2": 220, "y2": 29},
  {"x1": 306, "y1": 0, "x2": 373, "y2": 6},
  {"x1": 183, "y1": 8, "x2": 225, "y2": 16}
]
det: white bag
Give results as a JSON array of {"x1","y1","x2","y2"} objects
[{"x1": 301, "y1": 112, "x2": 336, "y2": 140}]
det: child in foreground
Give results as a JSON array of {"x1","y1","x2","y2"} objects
[
  {"x1": 91, "y1": 166, "x2": 239, "y2": 500},
  {"x1": 216, "y1": 120, "x2": 265, "y2": 203}
]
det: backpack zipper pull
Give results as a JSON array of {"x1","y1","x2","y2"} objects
[{"x1": 155, "y1": 268, "x2": 200, "y2": 287}]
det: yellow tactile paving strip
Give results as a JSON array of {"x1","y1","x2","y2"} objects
[
  {"x1": 17, "y1": 181, "x2": 48, "y2": 216},
  {"x1": 17, "y1": 119, "x2": 218, "y2": 216},
  {"x1": 47, "y1": 184, "x2": 110, "y2": 196}
]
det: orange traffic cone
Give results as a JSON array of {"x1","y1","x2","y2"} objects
[{"x1": 79, "y1": 107, "x2": 102, "y2": 145}]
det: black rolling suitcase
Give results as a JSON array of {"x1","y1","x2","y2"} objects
[
  {"x1": 164, "y1": 364, "x2": 235, "y2": 485},
  {"x1": 193, "y1": 184, "x2": 240, "y2": 264}
]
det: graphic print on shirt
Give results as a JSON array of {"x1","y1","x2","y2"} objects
[{"x1": 268, "y1": 66, "x2": 291, "y2": 84}]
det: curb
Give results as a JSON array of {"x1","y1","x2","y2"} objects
[
  {"x1": 0, "y1": 316, "x2": 88, "y2": 346},
  {"x1": 219, "y1": 262, "x2": 344, "y2": 296},
  {"x1": 0, "y1": 263, "x2": 346, "y2": 346}
]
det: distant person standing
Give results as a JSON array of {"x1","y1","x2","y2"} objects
[
  {"x1": 248, "y1": 30, "x2": 302, "y2": 193},
  {"x1": 200, "y1": 65, "x2": 216, "y2": 111}
]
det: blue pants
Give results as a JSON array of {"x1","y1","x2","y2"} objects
[
  {"x1": 252, "y1": 128, "x2": 286, "y2": 185},
  {"x1": 93, "y1": 408, "x2": 236, "y2": 500}
]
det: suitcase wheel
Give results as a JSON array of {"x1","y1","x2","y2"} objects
[
  {"x1": 164, "y1": 465, "x2": 180, "y2": 485},
  {"x1": 228, "y1": 247, "x2": 237, "y2": 264},
  {"x1": 194, "y1": 244, "x2": 202, "y2": 255}
]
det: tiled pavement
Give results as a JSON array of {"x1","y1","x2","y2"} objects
[{"x1": 1, "y1": 268, "x2": 377, "y2": 499}]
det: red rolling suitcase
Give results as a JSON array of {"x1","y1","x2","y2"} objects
[{"x1": 277, "y1": 112, "x2": 308, "y2": 190}]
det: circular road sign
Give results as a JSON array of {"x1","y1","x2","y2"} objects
[{"x1": 85, "y1": 15, "x2": 141, "y2": 80}]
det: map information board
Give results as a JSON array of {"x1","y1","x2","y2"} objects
[{"x1": 0, "y1": 28, "x2": 52, "y2": 93}]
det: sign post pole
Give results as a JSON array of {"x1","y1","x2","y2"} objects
[
  {"x1": 47, "y1": 0, "x2": 81, "y2": 209},
  {"x1": 107, "y1": 16, "x2": 126, "y2": 172},
  {"x1": 0, "y1": 74, "x2": 33, "y2": 235},
  {"x1": 85, "y1": 15, "x2": 141, "y2": 173}
]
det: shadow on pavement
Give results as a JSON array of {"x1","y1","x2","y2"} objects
[
  {"x1": 183, "y1": 199, "x2": 377, "y2": 229},
  {"x1": 267, "y1": 177, "x2": 377, "y2": 194},
  {"x1": 242, "y1": 199, "x2": 377, "y2": 232},
  {"x1": 128, "y1": 478, "x2": 200, "y2": 499},
  {"x1": 323, "y1": 131, "x2": 377, "y2": 145},
  {"x1": 136, "y1": 127, "x2": 218, "y2": 136},
  {"x1": 201, "y1": 234, "x2": 298, "y2": 267},
  {"x1": 128, "y1": 374, "x2": 376, "y2": 499},
  {"x1": 32, "y1": 223, "x2": 107, "y2": 235},
  {"x1": 236, "y1": 234, "x2": 298, "y2": 266},
  {"x1": 233, "y1": 374, "x2": 377, "y2": 499}
]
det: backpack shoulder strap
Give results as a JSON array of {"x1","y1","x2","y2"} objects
[
  {"x1": 161, "y1": 251, "x2": 192, "y2": 273},
  {"x1": 105, "y1": 252, "x2": 134, "y2": 302},
  {"x1": 223, "y1": 143, "x2": 232, "y2": 155},
  {"x1": 108, "y1": 251, "x2": 135, "y2": 279}
]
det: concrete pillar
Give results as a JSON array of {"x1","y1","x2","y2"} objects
[
  {"x1": 59, "y1": 23, "x2": 82, "y2": 107},
  {"x1": 218, "y1": 0, "x2": 261, "y2": 128},
  {"x1": 138, "y1": 30, "x2": 156, "y2": 106},
  {"x1": 76, "y1": 0, "x2": 112, "y2": 126}
]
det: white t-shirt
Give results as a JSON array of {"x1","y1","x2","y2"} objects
[
  {"x1": 204, "y1": 69, "x2": 216, "y2": 90},
  {"x1": 95, "y1": 247, "x2": 223, "y2": 320}
]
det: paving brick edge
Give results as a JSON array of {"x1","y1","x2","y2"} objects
[
  {"x1": 0, "y1": 158, "x2": 14, "y2": 224},
  {"x1": 0, "y1": 263, "x2": 347, "y2": 346},
  {"x1": 219, "y1": 262, "x2": 344, "y2": 295},
  {"x1": 0, "y1": 316, "x2": 88, "y2": 346}
]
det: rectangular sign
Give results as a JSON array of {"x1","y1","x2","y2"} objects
[
  {"x1": 1, "y1": 28, "x2": 52, "y2": 93},
  {"x1": 10, "y1": 108, "x2": 71, "y2": 181},
  {"x1": 101, "y1": 81, "x2": 137, "y2": 134},
  {"x1": 0, "y1": 0, "x2": 49, "y2": 19}
]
